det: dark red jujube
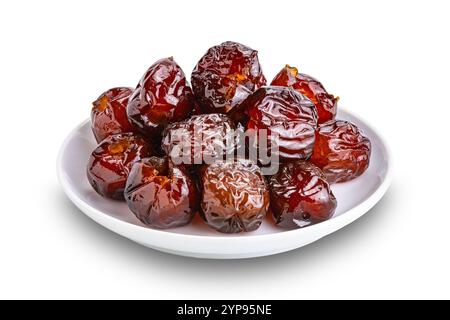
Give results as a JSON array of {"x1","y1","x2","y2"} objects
[
  {"x1": 127, "y1": 57, "x2": 196, "y2": 138},
  {"x1": 200, "y1": 159, "x2": 269, "y2": 233},
  {"x1": 269, "y1": 161, "x2": 337, "y2": 228},
  {"x1": 124, "y1": 157, "x2": 198, "y2": 229},
  {"x1": 271, "y1": 65, "x2": 338, "y2": 124},
  {"x1": 310, "y1": 120, "x2": 371, "y2": 183},
  {"x1": 91, "y1": 87, "x2": 134, "y2": 143},
  {"x1": 242, "y1": 86, "x2": 318, "y2": 161},
  {"x1": 161, "y1": 113, "x2": 239, "y2": 165},
  {"x1": 191, "y1": 41, "x2": 266, "y2": 114},
  {"x1": 87, "y1": 133, "x2": 151, "y2": 199}
]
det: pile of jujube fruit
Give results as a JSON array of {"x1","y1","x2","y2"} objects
[{"x1": 87, "y1": 41, "x2": 371, "y2": 233}]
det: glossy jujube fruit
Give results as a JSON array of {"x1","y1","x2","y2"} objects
[
  {"x1": 91, "y1": 87, "x2": 134, "y2": 143},
  {"x1": 271, "y1": 65, "x2": 338, "y2": 124},
  {"x1": 191, "y1": 41, "x2": 266, "y2": 114},
  {"x1": 269, "y1": 161, "x2": 337, "y2": 228},
  {"x1": 161, "y1": 113, "x2": 238, "y2": 165},
  {"x1": 124, "y1": 157, "x2": 198, "y2": 229},
  {"x1": 87, "y1": 133, "x2": 151, "y2": 199},
  {"x1": 200, "y1": 159, "x2": 269, "y2": 233},
  {"x1": 310, "y1": 120, "x2": 371, "y2": 183},
  {"x1": 127, "y1": 57, "x2": 196, "y2": 137},
  {"x1": 242, "y1": 86, "x2": 318, "y2": 160}
]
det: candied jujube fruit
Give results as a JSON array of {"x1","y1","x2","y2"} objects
[
  {"x1": 271, "y1": 65, "x2": 338, "y2": 124},
  {"x1": 127, "y1": 57, "x2": 196, "y2": 137},
  {"x1": 161, "y1": 113, "x2": 238, "y2": 165},
  {"x1": 269, "y1": 161, "x2": 337, "y2": 228},
  {"x1": 200, "y1": 159, "x2": 269, "y2": 233},
  {"x1": 242, "y1": 86, "x2": 318, "y2": 160},
  {"x1": 91, "y1": 87, "x2": 134, "y2": 143},
  {"x1": 124, "y1": 157, "x2": 198, "y2": 229},
  {"x1": 191, "y1": 41, "x2": 266, "y2": 114},
  {"x1": 310, "y1": 120, "x2": 371, "y2": 183},
  {"x1": 87, "y1": 133, "x2": 151, "y2": 199}
]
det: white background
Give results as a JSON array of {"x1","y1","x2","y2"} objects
[{"x1": 0, "y1": 0, "x2": 449, "y2": 299}]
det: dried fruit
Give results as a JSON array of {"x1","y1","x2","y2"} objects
[
  {"x1": 91, "y1": 87, "x2": 134, "y2": 143},
  {"x1": 310, "y1": 120, "x2": 371, "y2": 183},
  {"x1": 243, "y1": 86, "x2": 318, "y2": 160},
  {"x1": 271, "y1": 65, "x2": 338, "y2": 124},
  {"x1": 85, "y1": 42, "x2": 374, "y2": 231},
  {"x1": 200, "y1": 159, "x2": 269, "y2": 233},
  {"x1": 269, "y1": 161, "x2": 337, "y2": 228},
  {"x1": 161, "y1": 113, "x2": 238, "y2": 165},
  {"x1": 124, "y1": 157, "x2": 198, "y2": 229},
  {"x1": 87, "y1": 133, "x2": 151, "y2": 199},
  {"x1": 127, "y1": 57, "x2": 196, "y2": 137},
  {"x1": 191, "y1": 41, "x2": 266, "y2": 114}
]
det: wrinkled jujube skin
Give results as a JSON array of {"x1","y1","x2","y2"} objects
[
  {"x1": 242, "y1": 86, "x2": 318, "y2": 160},
  {"x1": 161, "y1": 113, "x2": 238, "y2": 165},
  {"x1": 271, "y1": 65, "x2": 338, "y2": 124},
  {"x1": 91, "y1": 87, "x2": 134, "y2": 143},
  {"x1": 269, "y1": 161, "x2": 337, "y2": 228},
  {"x1": 124, "y1": 157, "x2": 198, "y2": 229},
  {"x1": 87, "y1": 133, "x2": 151, "y2": 199},
  {"x1": 191, "y1": 41, "x2": 266, "y2": 114},
  {"x1": 310, "y1": 120, "x2": 371, "y2": 183},
  {"x1": 127, "y1": 57, "x2": 196, "y2": 138},
  {"x1": 200, "y1": 159, "x2": 269, "y2": 233}
]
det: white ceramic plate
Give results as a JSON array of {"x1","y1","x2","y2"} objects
[{"x1": 57, "y1": 108, "x2": 391, "y2": 259}]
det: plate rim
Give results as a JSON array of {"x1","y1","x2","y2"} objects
[{"x1": 56, "y1": 107, "x2": 392, "y2": 243}]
